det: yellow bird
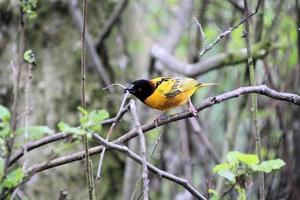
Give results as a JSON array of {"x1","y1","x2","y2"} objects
[{"x1": 125, "y1": 77, "x2": 217, "y2": 116}]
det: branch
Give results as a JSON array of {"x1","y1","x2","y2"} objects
[
  {"x1": 100, "y1": 104, "x2": 130, "y2": 125},
  {"x1": 227, "y1": 0, "x2": 245, "y2": 12},
  {"x1": 92, "y1": 134, "x2": 206, "y2": 200},
  {"x1": 129, "y1": 100, "x2": 149, "y2": 200},
  {"x1": 24, "y1": 85, "x2": 300, "y2": 176},
  {"x1": 80, "y1": 0, "x2": 96, "y2": 199},
  {"x1": 9, "y1": 132, "x2": 70, "y2": 167},
  {"x1": 151, "y1": 0, "x2": 262, "y2": 74},
  {"x1": 198, "y1": 0, "x2": 262, "y2": 58},
  {"x1": 151, "y1": 42, "x2": 270, "y2": 77},
  {"x1": 243, "y1": 0, "x2": 264, "y2": 199},
  {"x1": 96, "y1": 91, "x2": 130, "y2": 179}
]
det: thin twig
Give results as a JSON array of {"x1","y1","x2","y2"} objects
[
  {"x1": 81, "y1": 0, "x2": 96, "y2": 199},
  {"x1": 243, "y1": 0, "x2": 264, "y2": 199},
  {"x1": 198, "y1": 0, "x2": 262, "y2": 58},
  {"x1": 9, "y1": 132, "x2": 70, "y2": 167},
  {"x1": 100, "y1": 104, "x2": 130, "y2": 125},
  {"x1": 1, "y1": 5, "x2": 24, "y2": 199},
  {"x1": 227, "y1": 0, "x2": 245, "y2": 12},
  {"x1": 96, "y1": 91, "x2": 130, "y2": 179},
  {"x1": 93, "y1": 134, "x2": 207, "y2": 200},
  {"x1": 102, "y1": 83, "x2": 126, "y2": 91},
  {"x1": 193, "y1": 17, "x2": 208, "y2": 56},
  {"x1": 131, "y1": 131, "x2": 163, "y2": 200},
  {"x1": 24, "y1": 85, "x2": 300, "y2": 177},
  {"x1": 129, "y1": 100, "x2": 149, "y2": 200}
]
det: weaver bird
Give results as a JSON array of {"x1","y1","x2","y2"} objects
[{"x1": 125, "y1": 77, "x2": 217, "y2": 117}]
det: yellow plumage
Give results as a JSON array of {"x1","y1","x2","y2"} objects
[{"x1": 143, "y1": 77, "x2": 216, "y2": 110}]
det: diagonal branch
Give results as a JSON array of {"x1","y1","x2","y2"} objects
[
  {"x1": 151, "y1": 42, "x2": 270, "y2": 77},
  {"x1": 92, "y1": 134, "x2": 206, "y2": 200},
  {"x1": 23, "y1": 85, "x2": 300, "y2": 176},
  {"x1": 9, "y1": 132, "x2": 70, "y2": 167}
]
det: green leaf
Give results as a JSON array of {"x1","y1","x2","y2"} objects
[
  {"x1": 226, "y1": 151, "x2": 239, "y2": 164},
  {"x1": 226, "y1": 151, "x2": 259, "y2": 165},
  {"x1": 0, "y1": 105, "x2": 11, "y2": 123},
  {"x1": 236, "y1": 185, "x2": 246, "y2": 200},
  {"x1": 16, "y1": 126, "x2": 54, "y2": 140},
  {"x1": 78, "y1": 106, "x2": 88, "y2": 116},
  {"x1": 21, "y1": 0, "x2": 38, "y2": 20},
  {"x1": 79, "y1": 109, "x2": 109, "y2": 132},
  {"x1": 236, "y1": 152, "x2": 259, "y2": 165},
  {"x1": 58, "y1": 121, "x2": 84, "y2": 136},
  {"x1": 217, "y1": 170, "x2": 236, "y2": 183},
  {"x1": 3, "y1": 168, "x2": 24, "y2": 188},
  {"x1": 0, "y1": 125, "x2": 10, "y2": 139},
  {"x1": 251, "y1": 159, "x2": 286, "y2": 173},
  {"x1": 208, "y1": 188, "x2": 219, "y2": 200},
  {"x1": 23, "y1": 49, "x2": 36, "y2": 65},
  {"x1": 0, "y1": 105, "x2": 11, "y2": 138},
  {"x1": 213, "y1": 163, "x2": 232, "y2": 173}
]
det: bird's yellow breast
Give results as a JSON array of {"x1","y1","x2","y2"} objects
[{"x1": 144, "y1": 86, "x2": 198, "y2": 110}]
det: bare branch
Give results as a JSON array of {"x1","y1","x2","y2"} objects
[
  {"x1": 152, "y1": 0, "x2": 262, "y2": 75},
  {"x1": 227, "y1": 0, "x2": 245, "y2": 12},
  {"x1": 24, "y1": 85, "x2": 300, "y2": 176},
  {"x1": 103, "y1": 83, "x2": 126, "y2": 91},
  {"x1": 151, "y1": 42, "x2": 270, "y2": 76},
  {"x1": 9, "y1": 132, "x2": 70, "y2": 167},
  {"x1": 243, "y1": 0, "x2": 264, "y2": 198},
  {"x1": 96, "y1": 91, "x2": 130, "y2": 179},
  {"x1": 80, "y1": 0, "x2": 96, "y2": 199},
  {"x1": 129, "y1": 100, "x2": 149, "y2": 200},
  {"x1": 100, "y1": 105, "x2": 130, "y2": 125},
  {"x1": 198, "y1": 0, "x2": 261, "y2": 58},
  {"x1": 193, "y1": 17, "x2": 208, "y2": 56},
  {"x1": 92, "y1": 134, "x2": 206, "y2": 200}
]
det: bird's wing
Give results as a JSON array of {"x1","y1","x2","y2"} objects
[{"x1": 151, "y1": 77, "x2": 199, "y2": 98}]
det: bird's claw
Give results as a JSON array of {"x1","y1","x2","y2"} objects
[
  {"x1": 188, "y1": 107, "x2": 199, "y2": 118},
  {"x1": 153, "y1": 113, "x2": 168, "y2": 127}
]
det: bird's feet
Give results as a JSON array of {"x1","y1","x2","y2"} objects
[
  {"x1": 153, "y1": 112, "x2": 168, "y2": 127},
  {"x1": 188, "y1": 98, "x2": 199, "y2": 118}
]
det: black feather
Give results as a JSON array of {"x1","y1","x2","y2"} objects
[{"x1": 125, "y1": 79, "x2": 155, "y2": 102}]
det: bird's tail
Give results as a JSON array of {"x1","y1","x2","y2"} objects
[{"x1": 196, "y1": 82, "x2": 218, "y2": 88}]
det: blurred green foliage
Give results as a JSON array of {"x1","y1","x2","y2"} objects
[{"x1": 213, "y1": 151, "x2": 285, "y2": 199}]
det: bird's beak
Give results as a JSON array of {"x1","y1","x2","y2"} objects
[{"x1": 125, "y1": 84, "x2": 135, "y2": 94}]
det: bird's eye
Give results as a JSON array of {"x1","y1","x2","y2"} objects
[{"x1": 137, "y1": 88, "x2": 142, "y2": 92}]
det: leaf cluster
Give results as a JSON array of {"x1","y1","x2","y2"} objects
[
  {"x1": 58, "y1": 107, "x2": 109, "y2": 139},
  {"x1": 211, "y1": 151, "x2": 285, "y2": 199}
]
